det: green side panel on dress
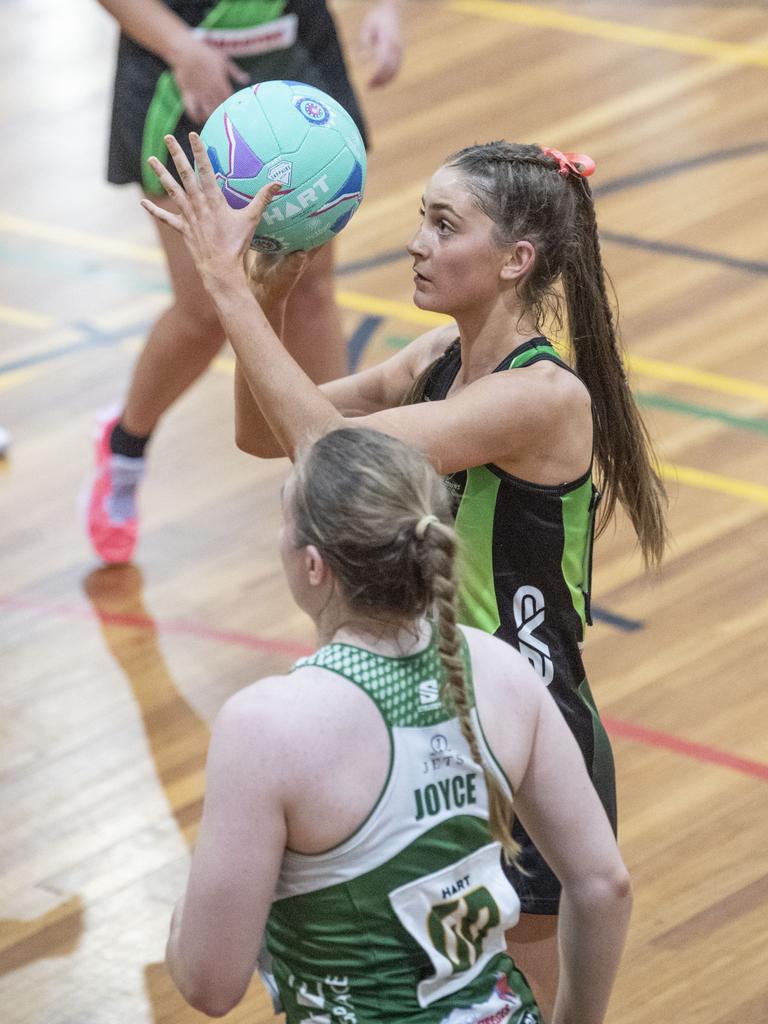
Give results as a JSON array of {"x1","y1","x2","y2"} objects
[
  {"x1": 455, "y1": 465, "x2": 501, "y2": 636},
  {"x1": 141, "y1": 0, "x2": 287, "y2": 193},
  {"x1": 559, "y1": 476, "x2": 594, "y2": 629}
]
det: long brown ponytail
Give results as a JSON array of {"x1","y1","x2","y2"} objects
[{"x1": 437, "y1": 141, "x2": 667, "y2": 565}]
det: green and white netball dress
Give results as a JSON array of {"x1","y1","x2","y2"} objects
[
  {"x1": 266, "y1": 635, "x2": 540, "y2": 1024},
  {"x1": 422, "y1": 338, "x2": 617, "y2": 913}
]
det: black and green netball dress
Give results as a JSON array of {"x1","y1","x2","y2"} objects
[
  {"x1": 107, "y1": 0, "x2": 368, "y2": 194},
  {"x1": 422, "y1": 338, "x2": 617, "y2": 914},
  {"x1": 266, "y1": 633, "x2": 540, "y2": 1024}
]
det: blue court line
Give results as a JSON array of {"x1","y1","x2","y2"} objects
[
  {"x1": 0, "y1": 321, "x2": 152, "y2": 375},
  {"x1": 592, "y1": 606, "x2": 643, "y2": 632},
  {"x1": 334, "y1": 141, "x2": 768, "y2": 279},
  {"x1": 336, "y1": 252, "x2": 406, "y2": 276},
  {"x1": 600, "y1": 231, "x2": 768, "y2": 276},
  {"x1": 347, "y1": 315, "x2": 384, "y2": 372},
  {"x1": 592, "y1": 140, "x2": 768, "y2": 197},
  {"x1": 0, "y1": 140, "x2": 763, "y2": 382}
]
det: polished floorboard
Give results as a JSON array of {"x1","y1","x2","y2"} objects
[{"x1": 1, "y1": 1, "x2": 767, "y2": 1021}]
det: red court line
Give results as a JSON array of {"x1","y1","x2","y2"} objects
[
  {"x1": 602, "y1": 716, "x2": 768, "y2": 783},
  {"x1": 4, "y1": 593, "x2": 768, "y2": 783},
  {"x1": 0, "y1": 593, "x2": 311, "y2": 659}
]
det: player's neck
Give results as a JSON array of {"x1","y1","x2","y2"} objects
[
  {"x1": 455, "y1": 298, "x2": 538, "y2": 381},
  {"x1": 318, "y1": 612, "x2": 432, "y2": 658}
]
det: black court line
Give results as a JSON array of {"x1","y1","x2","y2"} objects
[{"x1": 592, "y1": 140, "x2": 768, "y2": 197}]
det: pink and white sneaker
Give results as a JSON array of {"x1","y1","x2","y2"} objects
[{"x1": 84, "y1": 408, "x2": 145, "y2": 563}]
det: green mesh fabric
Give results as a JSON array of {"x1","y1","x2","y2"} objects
[{"x1": 293, "y1": 632, "x2": 474, "y2": 728}]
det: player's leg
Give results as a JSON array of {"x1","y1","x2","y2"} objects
[
  {"x1": 282, "y1": 239, "x2": 347, "y2": 384},
  {"x1": 85, "y1": 194, "x2": 226, "y2": 563},
  {"x1": 121, "y1": 194, "x2": 227, "y2": 435}
]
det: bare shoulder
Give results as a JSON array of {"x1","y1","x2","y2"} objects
[
  {"x1": 460, "y1": 626, "x2": 544, "y2": 724},
  {"x1": 494, "y1": 357, "x2": 591, "y2": 417},
  {"x1": 215, "y1": 667, "x2": 385, "y2": 757},
  {"x1": 462, "y1": 626, "x2": 536, "y2": 692},
  {"x1": 213, "y1": 674, "x2": 295, "y2": 743}
]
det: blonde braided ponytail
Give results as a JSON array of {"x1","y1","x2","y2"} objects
[{"x1": 417, "y1": 518, "x2": 520, "y2": 864}]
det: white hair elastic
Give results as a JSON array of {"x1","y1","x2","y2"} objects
[{"x1": 415, "y1": 514, "x2": 439, "y2": 539}]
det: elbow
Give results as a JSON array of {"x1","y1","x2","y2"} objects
[
  {"x1": 235, "y1": 423, "x2": 280, "y2": 458},
  {"x1": 189, "y1": 994, "x2": 239, "y2": 1019},
  {"x1": 172, "y1": 973, "x2": 245, "y2": 1018},
  {"x1": 564, "y1": 860, "x2": 632, "y2": 911},
  {"x1": 167, "y1": 951, "x2": 248, "y2": 1018},
  {"x1": 593, "y1": 862, "x2": 633, "y2": 910},
  {"x1": 235, "y1": 425, "x2": 262, "y2": 456}
]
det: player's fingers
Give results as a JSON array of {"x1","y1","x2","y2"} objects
[
  {"x1": 146, "y1": 155, "x2": 191, "y2": 215},
  {"x1": 226, "y1": 58, "x2": 250, "y2": 85},
  {"x1": 369, "y1": 42, "x2": 402, "y2": 88},
  {"x1": 246, "y1": 181, "x2": 282, "y2": 225},
  {"x1": 187, "y1": 131, "x2": 222, "y2": 201},
  {"x1": 140, "y1": 198, "x2": 185, "y2": 234},
  {"x1": 163, "y1": 134, "x2": 201, "y2": 209}
]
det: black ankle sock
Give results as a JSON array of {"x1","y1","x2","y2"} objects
[{"x1": 110, "y1": 421, "x2": 150, "y2": 459}]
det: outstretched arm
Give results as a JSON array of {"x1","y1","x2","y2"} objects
[{"x1": 141, "y1": 134, "x2": 570, "y2": 475}]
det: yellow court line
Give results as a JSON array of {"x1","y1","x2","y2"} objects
[
  {"x1": 335, "y1": 288, "x2": 449, "y2": 328},
  {"x1": 5, "y1": 337, "x2": 763, "y2": 507},
  {"x1": 209, "y1": 354, "x2": 768, "y2": 505},
  {"x1": 448, "y1": 1, "x2": 768, "y2": 69},
  {"x1": 0, "y1": 214, "x2": 162, "y2": 264},
  {"x1": 336, "y1": 292, "x2": 768, "y2": 406},
  {"x1": 0, "y1": 366, "x2": 41, "y2": 392},
  {"x1": 629, "y1": 355, "x2": 768, "y2": 404},
  {"x1": 660, "y1": 462, "x2": 768, "y2": 505},
  {"x1": 0, "y1": 304, "x2": 55, "y2": 329}
]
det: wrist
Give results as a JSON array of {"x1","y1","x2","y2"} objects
[
  {"x1": 208, "y1": 268, "x2": 255, "y2": 311},
  {"x1": 162, "y1": 27, "x2": 199, "y2": 69}
]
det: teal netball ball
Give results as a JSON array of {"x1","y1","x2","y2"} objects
[{"x1": 199, "y1": 80, "x2": 366, "y2": 254}]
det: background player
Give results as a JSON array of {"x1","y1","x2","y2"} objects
[{"x1": 86, "y1": 0, "x2": 403, "y2": 563}]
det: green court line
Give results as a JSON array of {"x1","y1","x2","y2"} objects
[
  {"x1": 637, "y1": 392, "x2": 768, "y2": 434},
  {"x1": 449, "y1": 0, "x2": 768, "y2": 69}
]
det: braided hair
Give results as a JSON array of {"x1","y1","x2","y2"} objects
[{"x1": 291, "y1": 427, "x2": 519, "y2": 861}]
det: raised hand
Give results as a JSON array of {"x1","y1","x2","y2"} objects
[{"x1": 141, "y1": 132, "x2": 280, "y2": 294}]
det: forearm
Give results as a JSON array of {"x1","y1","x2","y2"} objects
[
  {"x1": 234, "y1": 363, "x2": 286, "y2": 458},
  {"x1": 216, "y1": 281, "x2": 344, "y2": 460},
  {"x1": 95, "y1": 0, "x2": 192, "y2": 64},
  {"x1": 552, "y1": 874, "x2": 632, "y2": 1024}
]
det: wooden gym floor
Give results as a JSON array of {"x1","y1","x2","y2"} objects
[{"x1": 1, "y1": 1, "x2": 767, "y2": 1021}]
